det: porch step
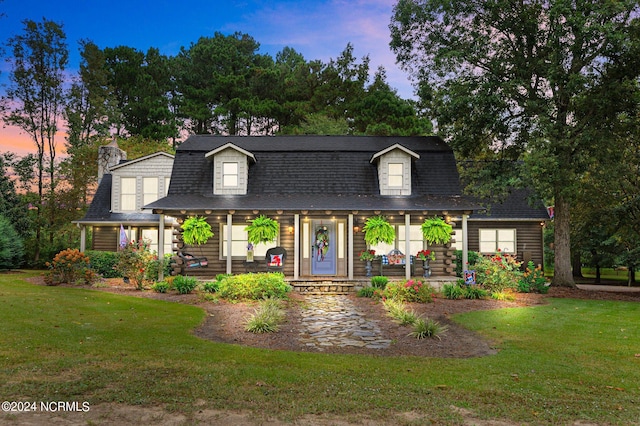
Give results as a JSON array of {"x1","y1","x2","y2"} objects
[{"x1": 287, "y1": 279, "x2": 368, "y2": 295}]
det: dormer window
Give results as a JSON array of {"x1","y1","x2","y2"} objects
[
  {"x1": 206, "y1": 143, "x2": 256, "y2": 195},
  {"x1": 371, "y1": 144, "x2": 419, "y2": 196},
  {"x1": 222, "y1": 162, "x2": 239, "y2": 187},
  {"x1": 388, "y1": 163, "x2": 404, "y2": 188}
]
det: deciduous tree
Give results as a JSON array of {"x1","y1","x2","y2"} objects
[
  {"x1": 2, "y1": 18, "x2": 68, "y2": 262},
  {"x1": 391, "y1": 0, "x2": 640, "y2": 286}
]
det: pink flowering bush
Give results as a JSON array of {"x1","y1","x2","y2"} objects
[
  {"x1": 115, "y1": 239, "x2": 157, "y2": 290},
  {"x1": 474, "y1": 250, "x2": 522, "y2": 293}
]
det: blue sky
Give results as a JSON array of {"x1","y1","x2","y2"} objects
[{"x1": 0, "y1": 0, "x2": 415, "y2": 155}]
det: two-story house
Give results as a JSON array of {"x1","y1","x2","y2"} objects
[{"x1": 74, "y1": 140, "x2": 175, "y2": 254}]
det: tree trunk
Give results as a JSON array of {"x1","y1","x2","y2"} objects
[
  {"x1": 552, "y1": 192, "x2": 576, "y2": 287},
  {"x1": 572, "y1": 251, "x2": 583, "y2": 278}
]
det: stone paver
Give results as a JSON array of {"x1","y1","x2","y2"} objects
[{"x1": 299, "y1": 295, "x2": 392, "y2": 350}]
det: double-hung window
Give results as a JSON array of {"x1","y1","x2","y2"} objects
[
  {"x1": 388, "y1": 163, "x2": 403, "y2": 188},
  {"x1": 120, "y1": 177, "x2": 137, "y2": 211},
  {"x1": 143, "y1": 177, "x2": 158, "y2": 205}
]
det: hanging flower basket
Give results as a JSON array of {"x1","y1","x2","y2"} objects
[
  {"x1": 181, "y1": 216, "x2": 214, "y2": 246},
  {"x1": 363, "y1": 215, "x2": 396, "y2": 246},
  {"x1": 421, "y1": 216, "x2": 452, "y2": 245},
  {"x1": 245, "y1": 215, "x2": 279, "y2": 245}
]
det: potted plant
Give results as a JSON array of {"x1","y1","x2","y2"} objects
[
  {"x1": 420, "y1": 216, "x2": 452, "y2": 245},
  {"x1": 245, "y1": 215, "x2": 279, "y2": 245},
  {"x1": 416, "y1": 249, "x2": 436, "y2": 278},
  {"x1": 359, "y1": 249, "x2": 377, "y2": 277},
  {"x1": 359, "y1": 249, "x2": 376, "y2": 261},
  {"x1": 363, "y1": 215, "x2": 396, "y2": 246},
  {"x1": 181, "y1": 216, "x2": 214, "y2": 246}
]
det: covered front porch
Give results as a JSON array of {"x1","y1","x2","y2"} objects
[{"x1": 154, "y1": 209, "x2": 473, "y2": 283}]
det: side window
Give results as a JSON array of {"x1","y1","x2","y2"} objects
[{"x1": 479, "y1": 229, "x2": 516, "y2": 253}]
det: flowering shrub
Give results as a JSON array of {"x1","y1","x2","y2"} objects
[
  {"x1": 359, "y1": 249, "x2": 376, "y2": 261},
  {"x1": 115, "y1": 239, "x2": 157, "y2": 290},
  {"x1": 375, "y1": 279, "x2": 435, "y2": 303},
  {"x1": 474, "y1": 250, "x2": 522, "y2": 293},
  {"x1": 416, "y1": 249, "x2": 435, "y2": 261},
  {"x1": 518, "y1": 261, "x2": 549, "y2": 293},
  {"x1": 44, "y1": 248, "x2": 92, "y2": 285}
]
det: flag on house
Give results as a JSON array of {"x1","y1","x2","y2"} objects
[{"x1": 119, "y1": 224, "x2": 128, "y2": 249}]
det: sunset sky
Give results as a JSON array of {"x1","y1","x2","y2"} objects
[{"x1": 0, "y1": 0, "x2": 414, "y2": 157}]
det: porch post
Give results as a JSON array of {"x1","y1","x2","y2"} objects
[
  {"x1": 294, "y1": 213, "x2": 300, "y2": 279},
  {"x1": 158, "y1": 214, "x2": 165, "y2": 282},
  {"x1": 226, "y1": 214, "x2": 233, "y2": 274},
  {"x1": 405, "y1": 214, "x2": 411, "y2": 280},
  {"x1": 462, "y1": 214, "x2": 469, "y2": 273},
  {"x1": 348, "y1": 213, "x2": 354, "y2": 280},
  {"x1": 79, "y1": 225, "x2": 86, "y2": 252}
]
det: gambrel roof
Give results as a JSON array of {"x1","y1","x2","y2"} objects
[{"x1": 146, "y1": 135, "x2": 480, "y2": 213}]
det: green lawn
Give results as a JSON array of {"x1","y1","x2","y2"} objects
[{"x1": 1, "y1": 271, "x2": 639, "y2": 425}]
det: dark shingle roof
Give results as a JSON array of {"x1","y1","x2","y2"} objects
[
  {"x1": 147, "y1": 135, "x2": 480, "y2": 212},
  {"x1": 471, "y1": 188, "x2": 550, "y2": 220}
]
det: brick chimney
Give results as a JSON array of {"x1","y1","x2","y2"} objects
[{"x1": 97, "y1": 137, "x2": 127, "y2": 183}]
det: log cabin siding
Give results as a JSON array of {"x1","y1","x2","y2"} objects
[{"x1": 92, "y1": 227, "x2": 118, "y2": 251}]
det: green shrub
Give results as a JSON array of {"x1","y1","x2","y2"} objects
[
  {"x1": 199, "y1": 293, "x2": 219, "y2": 303},
  {"x1": 370, "y1": 275, "x2": 388, "y2": 289},
  {"x1": 491, "y1": 291, "x2": 516, "y2": 301},
  {"x1": 454, "y1": 250, "x2": 481, "y2": 277},
  {"x1": 517, "y1": 261, "x2": 549, "y2": 294},
  {"x1": 201, "y1": 281, "x2": 220, "y2": 293},
  {"x1": 409, "y1": 317, "x2": 448, "y2": 340},
  {"x1": 145, "y1": 253, "x2": 173, "y2": 281},
  {"x1": 173, "y1": 275, "x2": 198, "y2": 294},
  {"x1": 464, "y1": 285, "x2": 488, "y2": 299},
  {"x1": 86, "y1": 250, "x2": 121, "y2": 278},
  {"x1": 0, "y1": 215, "x2": 24, "y2": 270},
  {"x1": 378, "y1": 279, "x2": 434, "y2": 303},
  {"x1": 244, "y1": 298, "x2": 286, "y2": 333},
  {"x1": 442, "y1": 283, "x2": 465, "y2": 300},
  {"x1": 217, "y1": 273, "x2": 291, "y2": 301},
  {"x1": 152, "y1": 281, "x2": 170, "y2": 293},
  {"x1": 357, "y1": 287, "x2": 376, "y2": 298}
]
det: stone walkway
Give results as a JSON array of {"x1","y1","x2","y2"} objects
[{"x1": 298, "y1": 295, "x2": 392, "y2": 350}]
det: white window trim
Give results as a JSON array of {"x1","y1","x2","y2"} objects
[{"x1": 478, "y1": 229, "x2": 517, "y2": 254}]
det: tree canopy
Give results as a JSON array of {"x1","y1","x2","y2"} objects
[{"x1": 391, "y1": 0, "x2": 640, "y2": 286}]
